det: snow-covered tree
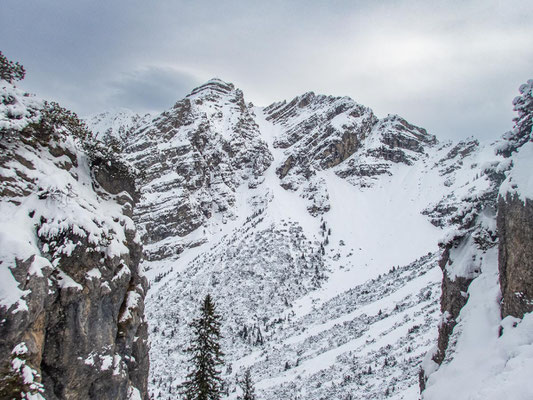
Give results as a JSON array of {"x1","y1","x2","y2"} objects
[
  {"x1": 182, "y1": 294, "x2": 224, "y2": 400},
  {"x1": 498, "y1": 79, "x2": 533, "y2": 156},
  {"x1": 237, "y1": 369, "x2": 256, "y2": 400},
  {"x1": 31, "y1": 100, "x2": 89, "y2": 141},
  {"x1": 0, "y1": 51, "x2": 25, "y2": 83}
]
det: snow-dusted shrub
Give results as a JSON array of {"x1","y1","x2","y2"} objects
[
  {"x1": 497, "y1": 79, "x2": 533, "y2": 157},
  {"x1": 25, "y1": 100, "x2": 89, "y2": 141},
  {"x1": 0, "y1": 51, "x2": 138, "y2": 190}
]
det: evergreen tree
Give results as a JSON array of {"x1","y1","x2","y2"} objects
[
  {"x1": 237, "y1": 369, "x2": 256, "y2": 400},
  {"x1": 498, "y1": 79, "x2": 533, "y2": 157},
  {"x1": 182, "y1": 294, "x2": 224, "y2": 400},
  {"x1": 0, "y1": 51, "x2": 25, "y2": 83}
]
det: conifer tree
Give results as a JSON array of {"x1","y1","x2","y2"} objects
[
  {"x1": 0, "y1": 51, "x2": 25, "y2": 83},
  {"x1": 182, "y1": 294, "x2": 224, "y2": 400},
  {"x1": 237, "y1": 369, "x2": 256, "y2": 400}
]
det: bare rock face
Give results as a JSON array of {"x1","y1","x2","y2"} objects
[
  {"x1": 265, "y1": 93, "x2": 377, "y2": 182},
  {"x1": 498, "y1": 195, "x2": 533, "y2": 318},
  {"x1": 418, "y1": 244, "x2": 474, "y2": 393},
  {"x1": 0, "y1": 81, "x2": 149, "y2": 400},
  {"x1": 430, "y1": 247, "x2": 475, "y2": 368}
]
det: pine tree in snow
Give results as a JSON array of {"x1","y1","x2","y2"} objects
[
  {"x1": 499, "y1": 79, "x2": 533, "y2": 156},
  {"x1": 237, "y1": 369, "x2": 256, "y2": 400},
  {"x1": 182, "y1": 294, "x2": 224, "y2": 400},
  {"x1": 0, "y1": 51, "x2": 25, "y2": 83}
]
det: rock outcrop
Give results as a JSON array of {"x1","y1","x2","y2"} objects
[
  {"x1": 497, "y1": 195, "x2": 533, "y2": 318},
  {"x1": 265, "y1": 92, "x2": 377, "y2": 178},
  {"x1": 0, "y1": 78, "x2": 149, "y2": 399},
  {"x1": 265, "y1": 93, "x2": 436, "y2": 190}
]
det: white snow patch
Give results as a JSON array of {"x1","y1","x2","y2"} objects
[
  {"x1": 127, "y1": 386, "x2": 143, "y2": 400},
  {"x1": 499, "y1": 141, "x2": 533, "y2": 202},
  {"x1": 100, "y1": 355, "x2": 113, "y2": 371},
  {"x1": 57, "y1": 269, "x2": 83, "y2": 290},
  {"x1": 424, "y1": 248, "x2": 533, "y2": 400},
  {"x1": 86, "y1": 268, "x2": 102, "y2": 280}
]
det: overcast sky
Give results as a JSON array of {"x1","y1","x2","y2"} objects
[{"x1": 2, "y1": 0, "x2": 532, "y2": 141}]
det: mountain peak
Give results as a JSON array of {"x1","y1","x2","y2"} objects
[{"x1": 187, "y1": 78, "x2": 236, "y2": 98}]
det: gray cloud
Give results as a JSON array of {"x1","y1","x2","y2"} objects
[
  {"x1": 106, "y1": 67, "x2": 200, "y2": 113},
  {"x1": 1, "y1": 0, "x2": 532, "y2": 140}
]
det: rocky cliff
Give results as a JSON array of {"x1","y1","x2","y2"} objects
[
  {"x1": 497, "y1": 79, "x2": 533, "y2": 320},
  {"x1": 497, "y1": 195, "x2": 533, "y2": 318},
  {"x1": 421, "y1": 79, "x2": 533, "y2": 400},
  {"x1": 115, "y1": 79, "x2": 272, "y2": 262},
  {"x1": 0, "y1": 76, "x2": 149, "y2": 399}
]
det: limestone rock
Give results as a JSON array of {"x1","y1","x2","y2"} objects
[{"x1": 498, "y1": 195, "x2": 533, "y2": 318}]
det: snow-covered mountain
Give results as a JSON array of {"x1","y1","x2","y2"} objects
[
  {"x1": 85, "y1": 108, "x2": 155, "y2": 143},
  {"x1": 2, "y1": 38, "x2": 531, "y2": 400},
  {"x1": 84, "y1": 77, "x2": 533, "y2": 400}
]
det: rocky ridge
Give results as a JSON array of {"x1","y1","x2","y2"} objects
[
  {"x1": 263, "y1": 92, "x2": 436, "y2": 215},
  {"x1": 0, "y1": 79, "x2": 149, "y2": 399}
]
